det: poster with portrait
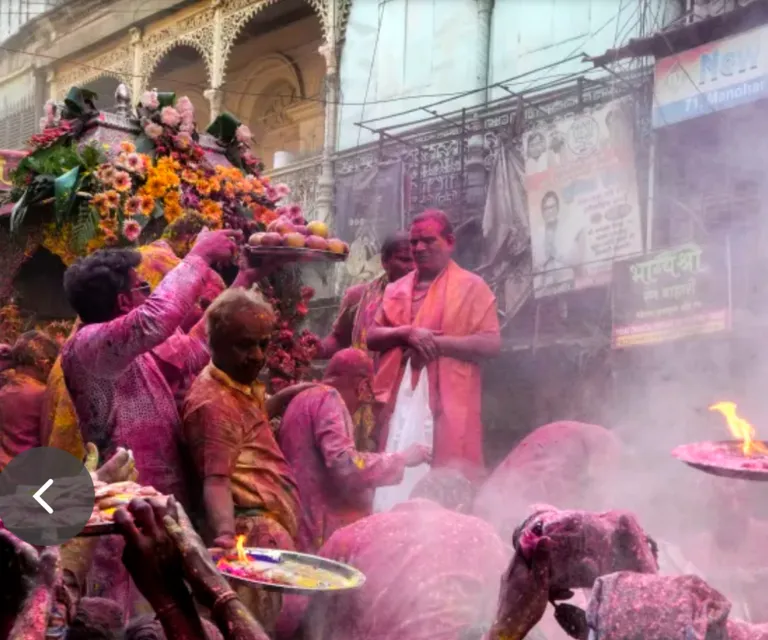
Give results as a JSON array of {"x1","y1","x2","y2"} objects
[
  {"x1": 334, "y1": 160, "x2": 406, "y2": 292},
  {"x1": 523, "y1": 97, "x2": 643, "y2": 298}
]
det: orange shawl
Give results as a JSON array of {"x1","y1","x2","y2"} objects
[{"x1": 373, "y1": 260, "x2": 499, "y2": 474}]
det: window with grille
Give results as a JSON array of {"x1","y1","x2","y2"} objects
[
  {"x1": 0, "y1": 0, "x2": 62, "y2": 43},
  {"x1": 0, "y1": 97, "x2": 36, "y2": 150}
]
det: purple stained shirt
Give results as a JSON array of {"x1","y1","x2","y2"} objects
[
  {"x1": 61, "y1": 255, "x2": 211, "y2": 504},
  {"x1": 278, "y1": 385, "x2": 407, "y2": 553}
]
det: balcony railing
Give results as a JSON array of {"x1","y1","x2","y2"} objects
[
  {"x1": 265, "y1": 154, "x2": 323, "y2": 219},
  {"x1": 689, "y1": 0, "x2": 756, "y2": 22}
]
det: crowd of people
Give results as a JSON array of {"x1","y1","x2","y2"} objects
[{"x1": 0, "y1": 208, "x2": 767, "y2": 639}]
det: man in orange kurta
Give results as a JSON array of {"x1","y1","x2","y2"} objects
[{"x1": 367, "y1": 210, "x2": 501, "y2": 477}]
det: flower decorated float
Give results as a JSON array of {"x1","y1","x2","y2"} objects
[{"x1": 2, "y1": 84, "x2": 342, "y2": 389}]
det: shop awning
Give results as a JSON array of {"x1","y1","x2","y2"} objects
[{"x1": 588, "y1": 0, "x2": 768, "y2": 67}]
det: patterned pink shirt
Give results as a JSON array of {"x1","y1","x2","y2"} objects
[
  {"x1": 61, "y1": 255, "x2": 211, "y2": 503},
  {"x1": 278, "y1": 385, "x2": 407, "y2": 553}
]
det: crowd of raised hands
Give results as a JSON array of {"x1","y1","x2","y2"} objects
[
  {"x1": 2, "y1": 448, "x2": 761, "y2": 640},
  {"x1": 0, "y1": 495, "x2": 270, "y2": 640},
  {"x1": 0, "y1": 445, "x2": 270, "y2": 640}
]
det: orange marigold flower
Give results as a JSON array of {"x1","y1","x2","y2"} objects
[
  {"x1": 145, "y1": 177, "x2": 167, "y2": 198},
  {"x1": 200, "y1": 199, "x2": 223, "y2": 223},
  {"x1": 112, "y1": 171, "x2": 132, "y2": 192},
  {"x1": 140, "y1": 195, "x2": 155, "y2": 216},
  {"x1": 181, "y1": 169, "x2": 198, "y2": 184},
  {"x1": 196, "y1": 179, "x2": 212, "y2": 196},
  {"x1": 164, "y1": 201, "x2": 183, "y2": 224},
  {"x1": 120, "y1": 141, "x2": 136, "y2": 153}
]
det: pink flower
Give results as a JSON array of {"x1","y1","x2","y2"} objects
[
  {"x1": 174, "y1": 132, "x2": 193, "y2": 149},
  {"x1": 144, "y1": 122, "x2": 163, "y2": 139},
  {"x1": 160, "y1": 106, "x2": 181, "y2": 127},
  {"x1": 288, "y1": 204, "x2": 303, "y2": 219},
  {"x1": 236, "y1": 125, "x2": 253, "y2": 144},
  {"x1": 122, "y1": 219, "x2": 142, "y2": 242},
  {"x1": 176, "y1": 96, "x2": 194, "y2": 118},
  {"x1": 275, "y1": 184, "x2": 290, "y2": 198},
  {"x1": 140, "y1": 91, "x2": 159, "y2": 110},
  {"x1": 265, "y1": 186, "x2": 279, "y2": 202},
  {"x1": 179, "y1": 121, "x2": 195, "y2": 133},
  {"x1": 275, "y1": 206, "x2": 289, "y2": 217},
  {"x1": 125, "y1": 153, "x2": 143, "y2": 173},
  {"x1": 125, "y1": 196, "x2": 142, "y2": 217}
]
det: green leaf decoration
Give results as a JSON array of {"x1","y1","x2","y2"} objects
[
  {"x1": 9, "y1": 190, "x2": 28, "y2": 234},
  {"x1": 152, "y1": 200, "x2": 164, "y2": 219},
  {"x1": 157, "y1": 92, "x2": 176, "y2": 108},
  {"x1": 72, "y1": 206, "x2": 99, "y2": 252},
  {"x1": 54, "y1": 166, "x2": 80, "y2": 224},
  {"x1": 64, "y1": 87, "x2": 98, "y2": 117},
  {"x1": 206, "y1": 113, "x2": 241, "y2": 144},
  {"x1": 133, "y1": 213, "x2": 150, "y2": 230},
  {"x1": 134, "y1": 133, "x2": 156, "y2": 156},
  {"x1": 78, "y1": 143, "x2": 105, "y2": 170}
]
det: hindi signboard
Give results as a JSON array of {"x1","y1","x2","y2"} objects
[
  {"x1": 523, "y1": 97, "x2": 643, "y2": 298},
  {"x1": 612, "y1": 243, "x2": 731, "y2": 349},
  {"x1": 653, "y1": 25, "x2": 768, "y2": 128}
]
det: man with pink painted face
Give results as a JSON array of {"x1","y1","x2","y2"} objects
[{"x1": 367, "y1": 210, "x2": 501, "y2": 477}]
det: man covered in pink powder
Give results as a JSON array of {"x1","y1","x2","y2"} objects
[
  {"x1": 298, "y1": 469, "x2": 507, "y2": 640},
  {"x1": 278, "y1": 347, "x2": 431, "y2": 553},
  {"x1": 61, "y1": 228, "x2": 242, "y2": 504}
]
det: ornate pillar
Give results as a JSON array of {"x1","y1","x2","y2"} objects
[
  {"x1": 207, "y1": 0, "x2": 225, "y2": 124},
  {"x1": 46, "y1": 69, "x2": 56, "y2": 102},
  {"x1": 203, "y1": 88, "x2": 224, "y2": 122},
  {"x1": 315, "y1": 0, "x2": 339, "y2": 225},
  {"x1": 129, "y1": 28, "x2": 144, "y2": 102}
]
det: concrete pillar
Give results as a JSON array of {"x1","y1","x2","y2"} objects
[{"x1": 476, "y1": 0, "x2": 493, "y2": 105}]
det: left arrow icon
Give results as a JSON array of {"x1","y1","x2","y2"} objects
[{"x1": 33, "y1": 479, "x2": 54, "y2": 514}]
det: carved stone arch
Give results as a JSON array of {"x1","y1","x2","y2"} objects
[
  {"x1": 226, "y1": 53, "x2": 305, "y2": 117},
  {"x1": 138, "y1": 7, "x2": 216, "y2": 95},
  {"x1": 219, "y1": 0, "x2": 282, "y2": 75},
  {"x1": 142, "y1": 39, "x2": 214, "y2": 90},
  {"x1": 53, "y1": 45, "x2": 132, "y2": 100}
]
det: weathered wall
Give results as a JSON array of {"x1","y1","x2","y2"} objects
[
  {"x1": 338, "y1": 0, "x2": 682, "y2": 150},
  {"x1": 488, "y1": 0, "x2": 680, "y2": 100},
  {"x1": 337, "y1": 0, "x2": 486, "y2": 150}
]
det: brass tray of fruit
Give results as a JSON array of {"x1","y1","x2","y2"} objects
[
  {"x1": 211, "y1": 537, "x2": 365, "y2": 595},
  {"x1": 246, "y1": 217, "x2": 348, "y2": 265}
]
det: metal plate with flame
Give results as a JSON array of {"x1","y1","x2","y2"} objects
[
  {"x1": 210, "y1": 546, "x2": 366, "y2": 595},
  {"x1": 672, "y1": 440, "x2": 768, "y2": 481}
]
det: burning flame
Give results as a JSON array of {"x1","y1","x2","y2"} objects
[
  {"x1": 709, "y1": 401, "x2": 768, "y2": 456},
  {"x1": 235, "y1": 535, "x2": 247, "y2": 563}
]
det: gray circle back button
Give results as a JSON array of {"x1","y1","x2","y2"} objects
[{"x1": 0, "y1": 447, "x2": 94, "y2": 546}]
